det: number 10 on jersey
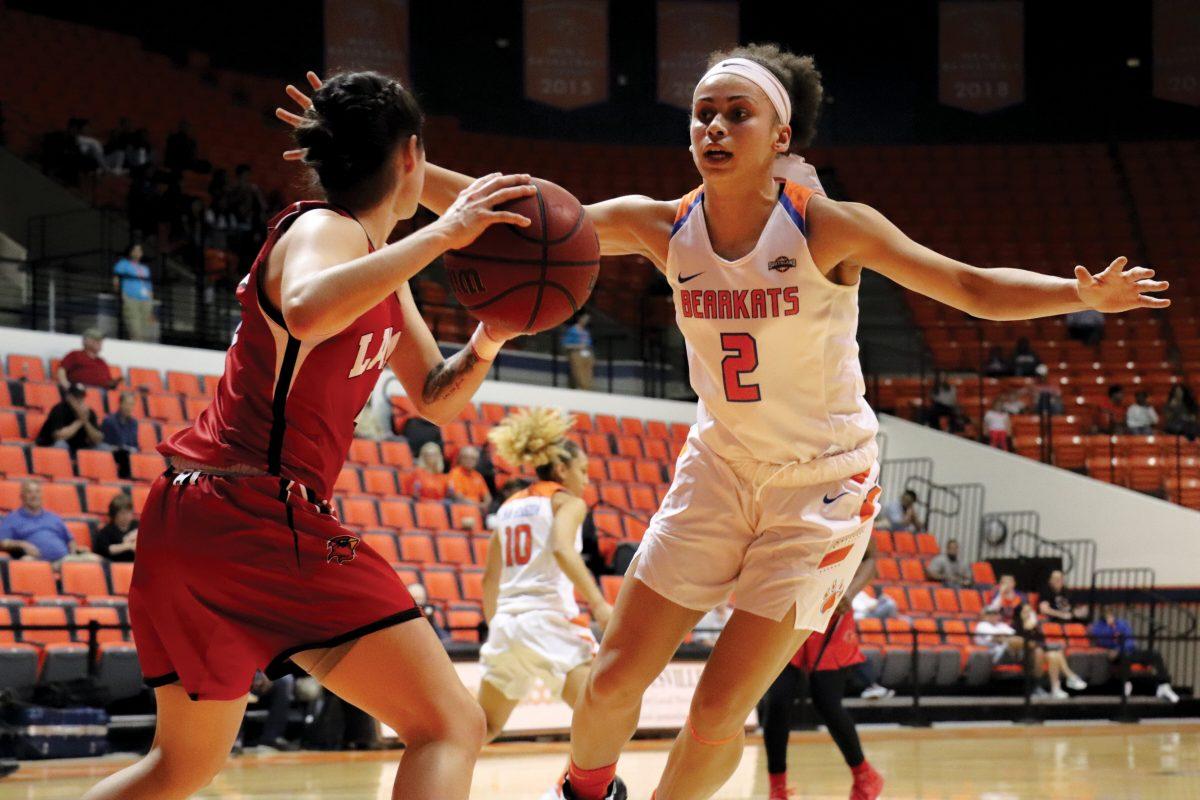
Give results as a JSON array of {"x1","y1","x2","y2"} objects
[
  {"x1": 504, "y1": 524, "x2": 533, "y2": 566},
  {"x1": 721, "y1": 333, "x2": 761, "y2": 402}
]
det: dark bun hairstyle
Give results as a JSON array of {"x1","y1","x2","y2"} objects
[
  {"x1": 707, "y1": 43, "x2": 824, "y2": 149},
  {"x1": 293, "y1": 71, "x2": 424, "y2": 210}
]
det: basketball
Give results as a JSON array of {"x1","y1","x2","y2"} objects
[{"x1": 443, "y1": 178, "x2": 600, "y2": 333}]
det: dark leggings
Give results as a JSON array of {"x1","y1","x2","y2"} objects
[{"x1": 762, "y1": 665, "x2": 864, "y2": 774}]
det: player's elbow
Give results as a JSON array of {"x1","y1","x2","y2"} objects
[
  {"x1": 956, "y1": 267, "x2": 1004, "y2": 320},
  {"x1": 281, "y1": 294, "x2": 322, "y2": 340}
]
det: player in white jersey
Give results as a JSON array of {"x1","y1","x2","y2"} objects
[
  {"x1": 477, "y1": 408, "x2": 613, "y2": 744},
  {"x1": 282, "y1": 45, "x2": 1169, "y2": 798}
]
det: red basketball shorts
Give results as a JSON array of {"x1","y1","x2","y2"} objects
[{"x1": 129, "y1": 470, "x2": 419, "y2": 701}]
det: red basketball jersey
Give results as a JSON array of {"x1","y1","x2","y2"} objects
[{"x1": 161, "y1": 202, "x2": 404, "y2": 499}]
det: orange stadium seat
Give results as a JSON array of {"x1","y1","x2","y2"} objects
[
  {"x1": 65, "y1": 521, "x2": 91, "y2": 551},
  {"x1": 109, "y1": 563, "x2": 134, "y2": 596},
  {"x1": 7, "y1": 354, "x2": 47, "y2": 382},
  {"x1": 166, "y1": 371, "x2": 203, "y2": 397},
  {"x1": 900, "y1": 558, "x2": 927, "y2": 583},
  {"x1": 361, "y1": 467, "x2": 397, "y2": 496},
  {"x1": 971, "y1": 562, "x2": 997, "y2": 586},
  {"x1": 21, "y1": 383, "x2": 60, "y2": 413},
  {"x1": 892, "y1": 532, "x2": 917, "y2": 555},
  {"x1": 72, "y1": 606, "x2": 126, "y2": 644},
  {"x1": 399, "y1": 533, "x2": 436, "y2": 564},
  {"x1": 422, "y1": 568, "x2": 461, "y2": 603},
  {"x1": 435, "y1": 534, "x2": 472, "y2": 566},
  {"x1": 379, "y1": 499, "x2": 416, "y2": 529},
  {"x1": 6, "y1": 560, "x2": 58, "y2": 598},
  {"x1": 362, "y1": 532, "x2": 400, "y2": 563},
  {"x1": 127, "y1": 367, "x2": 164, "y2": 393},
  {"x1": 875, "y1": 558, "x2": 901, "y2": 582},
  {"x1": 471, "y1": 535, "x2": 490, "y2": 565},
  {"x1": 348, "y1": 438, "x2": 381, "y2": 466},
  {"x1": 0, "y1": 445, "x2": 29, "y2": 478},
  {"x1": 334, "y1": 467, "x2": 362, "y2": 495},
  {"x1": 84, "y1": 484, "x2": 124, "y2": 515},
  {"x1": 380, "y1": 441, "x2": 413, "y2": 469},
  {"x1": 340, "y1": 498, "x2": 380, "y2": 528},
  {"x1": 41, "y1": 483, "x2": 82, "y2": 515},
  {"x1": 460, "y1": 568, "x2": 485, "y2": 602},
  {"x1": 415, "y1": 502, "x2": 450, "y2": 531},
  {"x1": 76, "y1": 450, "x2": 118, "y2": 483},
  {"x1": 30, "y1": 446, "x2": 73, "y2": 479},
  {"x1": 60, "y1": 562, "x2": 111, "y2": 600},
  {"x1": 130, "y1": 453, "x2": 165, "y2": 482},
  {"x1": 0, "y1": 411, "x2": 22, "y2": 440},
  {"x1": 606, "y1": 458, "x2": 634, "y2": 483},
  {"x1": 449, "y1": 504, "x2": 482, "y2": 532}
]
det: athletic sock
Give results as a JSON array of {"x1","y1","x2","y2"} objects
[
  {"x1": 568, "y1": 760, "x2": 617, "y2": 800},
  {"x1": 769, "y1": 771, "x2": 789, "y2": 793}
]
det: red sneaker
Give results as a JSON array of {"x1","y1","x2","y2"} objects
[
  {"x1": 768, "y1": 772, "x2": 794, "y2": 799},
  {"x1": 849, "y1": 762, "x2": 883, "y2": 800}
]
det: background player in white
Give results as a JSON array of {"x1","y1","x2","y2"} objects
[
  {"x1": 282, "y1": 50, "x2": 1169, "y2": 797},
  {"x1": 478, "y1": 408, "x2": 612, "y2": 742}
]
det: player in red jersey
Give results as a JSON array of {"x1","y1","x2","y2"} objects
[{"x1": 83, "y1": 72, "x2": 535, "y2": 800}]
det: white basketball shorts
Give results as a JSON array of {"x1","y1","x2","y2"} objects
[
  {"x1": 631, "y1": 436, "x2": 881, "y2": 632},
  {"x1": 479, "y1": 609, "x2": 598, "y2": 701}
]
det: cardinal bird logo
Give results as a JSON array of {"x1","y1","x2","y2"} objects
[
  {"x1": 326, "y1": 535, "x2": 360, "y2": 565},
  {"x1": 821, "y1": 579, "x2": 847, "y2": 614}
]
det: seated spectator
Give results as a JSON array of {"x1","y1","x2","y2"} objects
[
  {"x1": 0, "y1": 480, "x2": 88, "y2": 561},
  {"x1": 93, "y1": 494, "x2": 138, "y2": 562},
  {"x1": 101, "y1": 391, "x2": 140, "y2": 479},
  {"x1": 1065, "y1": 308, "x2": 1105, "y2": 346},
  {"x1": 353, "y1": 395, "x2": 388, "y2": 441},
  {"x1": 925, "y1": 538, "x2": 974, "y2": 587},
  {"x1": 411, "y1": 442, "x2": 448, "y2": 500},
  {"x1": 72, "y1": 118, "x2": 111, "y2": 173},
  {"x1": 875, "y1": 489, "x2": 922, "y2": 532},
  {"x1": 1038, "y1": 569, "x2": 1088, "y2": 622},
  {"x1": 1094, "y1": 384, "x2": 1126, "y2": 434},
  {"x1": 1090, "y1": 608, "x2": 1179, "y2": 703},
  {"x1": 928, "y1": 378, "x2": 964, "y2": 433},
  {"x1": 984, "y1": 574, "x2": 1024, "y2": 624},
  {"x1": 1011, "y1": 337, "x2": 1042, "y2": 377},
  {"x1": 58, "y1": 329, "x2": 119, "y2": 390},
  {"x1": 983, "y1": 398, "x2": 1012, "y2": 450},
  {"x1": 850, "y1": 590, "x2": 901, "y2": 621},
  {"x1": 448, "y1": 446, "x2": 492, "y2": 508},
  {"x1": 36, "y1": 383, "x2": 104, "y2": 454},
  {"x1": 1164, "y1": 385, "x2": 1199, "y2": 440},
  {"x1": 243, "y1": 672, "x2": 299, "y2": 752},
  {"x1": 983, "y1": 346, "x2": 1011, "y2": 377},
  {"x1": 1125, "y1": 391, "x2": 1159, "y2": 435},
  {"x1": 1027, "y1": 364, "x2": 1064, "y2": 415},
  {"x1": 692, "y1": 601, "x2": 732, "y2": 647},
  {"x1": 561, "y1": 311, "x2": 595, "y2": 390},
  {"x1": 408, "y1": 583, "x2": 451, "y2": 642},
  {"x1": 973, "y1": 608, "x2": 1018, "y2": 664},
  {"x1": 1013, "y1": 604, "x2": 1087, "y2": 698},
  {"x1": 113, "y1": 243, "x2": 156, "y2": 342}
]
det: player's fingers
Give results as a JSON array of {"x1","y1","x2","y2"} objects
[
  {"x1": 1138, "y1": 295, "x2": 1171, "y2": 308},
  {"x1": 1102, "y1": 256, "x2": 1128, "y2": 275},
  {"x1": 474, "y1": 173, "x2": 532, "y2": 199},
  {"x1": 306, "y1": 70, "x2": 323, "y2": 90},
  {"x1": 1123, "y1": 267, "x2": 1155, "y2": 281},
  {"x1": 1135, "y1": 280, "x2": 1169, "y2": 292},
  {"x1": 286, "y1": 84, "x2": 313, "y2": 110},
  {"x1": 283, "y1": 148, "x2": 307, "y2": 161},
  {"x1": 464, "y1": 172, "x2": 503, "y2": 198},
  {"x1": 486, "y1": 211, "x2": 532, "y2": 227},
  {"x1": 1073, "y1": 265, "x2": 1094, "y2": 285},
  {"x1": 482, "y1": 185, "x2": 539, "y2": 207},
  {"x1": 276, "y1": 107, "x2": 305, "y2": 127}
]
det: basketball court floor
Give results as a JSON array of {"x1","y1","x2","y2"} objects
[{"x1": 4, "y1": 722, "x2": 1197, "y2": 799}]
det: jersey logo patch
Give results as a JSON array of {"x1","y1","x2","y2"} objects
[
  {"x1": 326, "y1": 535, "x2": 360, "y2": 564},
  {"x1": 768, "y1": 256, "x2": 797, "y2": 273},
  {"x1": 821, "y1": 579, "x2": 846, "y2": 614},
  {"x1": 679, "y1": 272, "x2": 704, "y2": 284}
]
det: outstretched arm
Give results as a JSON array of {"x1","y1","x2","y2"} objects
[
  {"x1": 551, "y1": 494, "x2": 612, "y2": 630},
  {"x1": 807, "y1": 197, "x2": 1170, "y2": 321}
]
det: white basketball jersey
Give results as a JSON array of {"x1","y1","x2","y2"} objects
[
  {"x1": 493, "y1": 481, "x2": 581, "y2": 618},
  {"x1": 667, "y1": 179, "x2": 878, "y2": 482}
]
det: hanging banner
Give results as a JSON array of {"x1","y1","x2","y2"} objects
[
  {"x1": 324, "y1": 0, "x2": 410, "y2": 84},
  {"x1": 656, "y1": 1, "x2": 740, "y2": 111},
  {"x1": 938, "y1": 0, "x2": 1024, "y2": 113},
  {"x1": 524, "y1": 0, "x2": 609, "y2": 110},
  {"x1": 1153, "y1": 0, "x2": 1200, "y2": 106}
]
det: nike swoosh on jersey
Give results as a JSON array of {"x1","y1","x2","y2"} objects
[
  {"x1": 823, "y1": 491, "x2": 850, "y2": 504},
  {"x1": 678, "y1": 272, "x2": 704, "y2": 283}
]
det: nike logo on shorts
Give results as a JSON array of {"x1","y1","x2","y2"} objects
[
  {"x1": 679, "y1": 272, "x2": 704, "y2": 283},
  {"x1": 823, "y1": 491, "x2": 850, "y2": 504}
]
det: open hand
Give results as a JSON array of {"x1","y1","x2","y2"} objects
[
  {"x1": 274, "y1": 71, "x2": 323, "y2": 160},
  {"x1": 435, "y1": 173, "x2": 536, "y2": 250},
  {"x1": 1074, "y1": 257, "x2": 1170, "y2": 312}
]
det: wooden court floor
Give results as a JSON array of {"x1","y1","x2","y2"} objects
[{"x1": 3, "y1": 722, "x2": 1198, "y2": 799}]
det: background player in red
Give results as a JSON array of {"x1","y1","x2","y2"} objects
[
  {"x1": 760, "y1": 538, "x2": 884, "y2": 800},
  {"x1": 84, "y1": 72, "x2": 535, "y2": 800}
]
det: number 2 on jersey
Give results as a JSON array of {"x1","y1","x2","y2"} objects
[
  {"x1": 504, "y1": 524, "x2": 533, "y2": 566},
  {"x1": 720, "y1": 333, "x2": 761, "y2": 402}
]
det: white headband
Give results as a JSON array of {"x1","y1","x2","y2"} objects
[{"x1": 697, "y1": 57, "x2": 792, "y2": 125}]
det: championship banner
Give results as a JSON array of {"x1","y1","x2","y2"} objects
[
  {"x1": 324, "y1": 0, "x2": 410, "y2": 83},
  {"x1": 1153, "y1": 0, "x2": 1200, "y2": 106},
  {"x1": 524, "y1": 0, "x2": 609, "y2": 110},
  {"x1": 656, "y1": 0, "x2": 739, "y2": 111},
  {"x1": 382, "y1": 661, "x2": 756, "y2": 737},
  {"x1": 938, "y1": 0, "x2": 1024, "y2": 113}
]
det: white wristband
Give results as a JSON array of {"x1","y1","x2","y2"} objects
[{"x1": 469, "y1": 323, "x2": 504, "y2": 362}]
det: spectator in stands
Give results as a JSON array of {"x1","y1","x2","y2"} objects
[
  {"x1": 412, "y1": 442, "x2": 449, "y2": 500},
  {"x1": 983, "y1": 397, "x2": 1012, "y2": 451},
  {"x1": 101, "y1": 391, "x2": 139, "y2": 479},
  {"x1": 58, "y1": 329, "x2": 119, "y2": 390},
  {"x1": 72, "y1": 118, "x2": 111, "y2": 173},
  {"x1": 36, "y1": 383, "x2": 104, "y2": 454},
  {"x1": 92, "y1": 494, "x2": 138, "y2": 562},
  {"x1": 0, "y1": 480, "x2": 87, "y2": 561},
  {"x1": 973, "y1": 607, "x2": 1018, "y2": 664},
  {"x1": 245, "y1": 671, "x2": 299, "y2": 752},
  {"x1": 1027, "y1": 364, "x2": 1064, "y2": 415},
  {"x1": 1038, "y1": 569, "x2": 1088, "y2": 622},
  {"x1": 983, "y1": 346, "x2": 1011, "y2": 377},
  {"x1": 165, "y1": 119, "x2": 199, "y2": 173},
  {"x1": 875, "y1": 489, "x2": 922, "y2": 532},
  {"x1": 850, "y1": 590, "x2": 900, "y2": 621},
  {"x1": 928, "y1": 378, "x2": 964, "y2": 433},
  {"x1": 1164, "y1": 385, "x2": 1199, "y2": 440},
  {"x1": 1125, "y1": 391, "x2": 1159, "y2": 435},
  {"x1": 1013, "y1": 603, "x2": 1087, "y2": 699},
  {"x1": 999, "y1": 389, "x2": 1027, "y2": 415},
  {"x1": 112, "y1": 243, "x2": 156, "y2": 342},
  {"x1": 353, "y1": 396, "x2": 387, "y2": 441},
  {"x1": 925, "y1": 538, "x2": 974, "y2": 587},
  {"x1": 984, "y1": 574, "x2": 1025, "y2": 623},
  {"x1": 1011, "y1": 337, "x2": 1042, "y2": 377},
  {"x1": 1065, "y1": 308, "x2": 1105, "y2": 346},
  {"x1": 1090, "y1": 608, "x2": 1179, "y2": 703},
  {"x1": 408, "y1": 583, "x2": 451, "y2": 642},
  {"x1": 1095, "y1": 384, "x2": 1126, "y2": 434},
  {"x1": 561, "y1": 311, "x2": 595, "y2": 391},
  {"x1": 447, "y1": 446, "x2": 492, "y2": 509}
]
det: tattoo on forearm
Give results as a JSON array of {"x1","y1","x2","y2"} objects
[{"x1": 422, "y1": 347, "x2": 482, "y2": 404}]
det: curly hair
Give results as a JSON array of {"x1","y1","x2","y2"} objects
[
  {"x1": 707, "y1": 43, "x2": 824, "y2": 148},
  {"x1": 487, "y1": 407, "x2": 581, "y2": 482},
  {"x1": 292, "y1": 71, "x2": 424, "y2": 209}
]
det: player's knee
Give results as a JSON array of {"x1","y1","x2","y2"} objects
[
  {"x1": 687, "y1": 689, "x2": 749, "y2": 742},
  {"x1": 150, "y1": 747, "x2": 224, "y2": 797},
  {"x1": 406, "y1": 688, "x2": 486, "y2": 751},
  {"x1": 585, "y1": 652, "x2": 651, "y2": 710}
]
